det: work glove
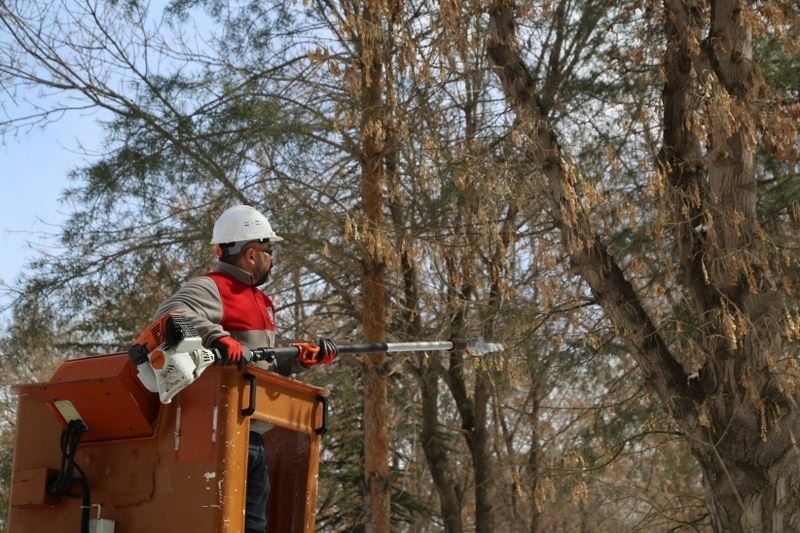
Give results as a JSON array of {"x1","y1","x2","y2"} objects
[
  {"x1": 212, "y1": 336, "x2": 248, "y2": 366},
  {"x1": 293, "y1": 338, "x2": 338, "y2": 368}
]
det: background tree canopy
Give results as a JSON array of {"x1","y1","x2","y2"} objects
[{"x1": 1, "y1": 0, "x2": 799, "y2": 531}]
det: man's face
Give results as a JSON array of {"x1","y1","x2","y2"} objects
[{"x1": 250, "y1": 243, "x2": 273, "y2": 286}]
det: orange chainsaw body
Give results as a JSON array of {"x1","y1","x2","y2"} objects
[{"x1": 7, "y1": 353, "x2": 327, "y2": 533}]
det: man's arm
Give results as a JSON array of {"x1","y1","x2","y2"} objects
[{"x1": 154, "y1": 276, "x2": 228, "y2": 346}]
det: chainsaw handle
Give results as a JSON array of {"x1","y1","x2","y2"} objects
[{"x1": 250, "y1": 346, "x2": 299, "y2": 363}]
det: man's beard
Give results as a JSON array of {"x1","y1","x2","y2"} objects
[{"x1": 255, "y1": 266, "x2": 272, "y2": 287}]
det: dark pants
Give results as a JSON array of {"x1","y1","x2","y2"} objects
[{"x1": 246, "y1": 431, "x2": 270, "y2": 533}]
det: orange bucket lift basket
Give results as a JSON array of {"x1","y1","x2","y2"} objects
[{"x1": 7, "y1": 353, "x2": 328, "y2": 533}]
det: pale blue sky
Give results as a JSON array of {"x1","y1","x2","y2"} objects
[
  {"x1": 0, "y1": 0, "x2": 177, "y2": 313},
  {"x1": 0, "y1": 0, "x2": 211, "y2": 311},
  {"x1": 0, "y1": 116, "x2": 103, "y2": 299}
]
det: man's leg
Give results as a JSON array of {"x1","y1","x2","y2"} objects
[{"x1": 246, "y1": 431, "x2": 270, "y2": 533}]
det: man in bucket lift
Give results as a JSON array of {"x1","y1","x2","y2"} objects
[{"x1": 155, "y1": 204, "x2": 337, "y2": 533}]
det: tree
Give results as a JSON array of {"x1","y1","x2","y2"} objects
[{"x1": 487, "y1": 0, "x2": 800, "y2": 530}]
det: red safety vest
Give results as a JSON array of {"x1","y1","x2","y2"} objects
[{"x1": 205, "y1": 271, "x2": 275, "y2": 333}]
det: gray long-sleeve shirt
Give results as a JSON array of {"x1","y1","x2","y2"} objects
[{"x1": 155, "y1": 261, "x2": 304, "y2": 376}]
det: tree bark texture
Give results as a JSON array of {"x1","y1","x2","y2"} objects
[
  {"x1": 471, "y1": 372, "x2": 494, "y2": 533},
  {"x1": 420, "y1": 363, "x2": 464, "y2": 533},
  {"x1": 359, "y1": 1, "x2": 391, "y2": 530},
  {"x1": 488, "y1": 0, "x2": 800, "y2": 531}
]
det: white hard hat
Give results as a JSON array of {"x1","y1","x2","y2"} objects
[{"x1": 210, "y1": 205, "x2": 284, "y2": 245}]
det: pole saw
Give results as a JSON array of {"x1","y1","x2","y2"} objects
[{"x1": 128, "y1": 314, "x2": 504, "y2": 404}]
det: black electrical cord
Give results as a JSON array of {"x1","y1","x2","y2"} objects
[
  {"x1": 73, "y1": 462, "x2": 91, "y2": 533},
  {"x1": 47, "y1": 420, "x2": 91, "y2": 533}
]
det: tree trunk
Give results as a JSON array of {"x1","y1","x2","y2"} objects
[
  {"x1": 359, "y1": 1, "x2": 391, "y2": 529},
  {"x1": 362, "y1": 349, "x2": 390, "y2": 533},
  {"x1": 691, "y1": 427, "x2": 800, "y2": 532},
  {"x1": 443, "y1": 262, "x2": 497, "y2": 533},
  {"x1": 420, "y1": 363, "x2": 464, "y2": 532},
  {"x1": 471, "y1": 374, "x2": 494, "y2": 533},
  {"x1": 527, "y1": 390, "x2": 542, "y2": 533},
  {"x1": 662, "y1": 1, "x2": 800, "y2": 530}
]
